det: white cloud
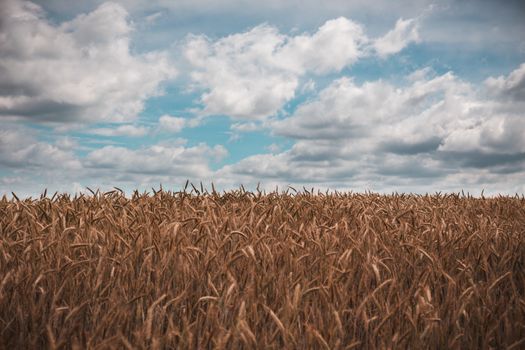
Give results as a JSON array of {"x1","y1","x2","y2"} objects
[
  {"x1": 231, "y1": 122, "x2": 259, "y2": 132},
  {"x1": 0, "y1": 123, "x2": 231, "y2": 196},
  {"x1": 276, "y1": 17, "x2": 367, "y2": 74},
  {"x1": 217, "y1": 63, "x2": 525, "y2": 193},
  {"x1": 227, "y1": 122, "x2": 260, "y2": 142},
  {"x1": 435, "y1": 64, "x2": 525, "y2": 156},
  {"x1": 158, "y1": 115, "x2": 186, "y2": 133},
  {"x1": 438, "y1": 115, "x2": 525, "y2": 155},
  {"x1": 84, "y1": 142, "x2": 227, "y2": 177},
  {"x1": 373, "y1": 18, "x2": 420, "y2": 57},
  {"x1": 144, "y1": 11, "x2": 163, "y2": 24},
  {"x1": 2, "y1": 1, "x2": 524, "y2": 196},
  {"x1": 90, "y1": 124, "x2": 150, "y2": 137},
  {"x1": 266, "y1": 143, "x2": 281, "y2": 153},
  {"x1": 301, "y1": 79, "x2": 316, "y2": 93},
  {"x1": 0, "y1": 1, "x2": 176, "y2": 123},
  {"x1": 184, "y1": 16, "x2": 418, "y2": 120},
  {"x1": 184, "y1": 25, "x2": 299, "y2": 120},
  {"x1": 484, "y1": 63, "x2": 525, "y2": 102},
  {"x1": 2, "y1": 57, "x2": 525, "y2": 196},
  {"x1": 0, "y1": 126, "x2": 81, "y2": 170},
  {"x1": 272, "y1": 71, "x2": 480, "y2": 145},
  {"x1": 54, "y1": 136, "x2": 78, "y2": 150},
  {"x1": 26, "y1": 0, "x2": 525, "y2": 62},
  {"x1": 0, "y1": 176, "x2": 22, "y2": 186}
]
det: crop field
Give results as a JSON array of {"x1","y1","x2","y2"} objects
[{"x1": 1, "y1": 188, "x2": 524, "y2": 349}]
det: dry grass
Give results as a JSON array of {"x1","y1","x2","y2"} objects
[{"x1": 1, "y1": 187, "x2": 524, "y2": 349}]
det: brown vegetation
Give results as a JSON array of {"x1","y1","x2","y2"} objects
[{"x1": 1, "y1": 188, "x2": 524, "y2": 349}]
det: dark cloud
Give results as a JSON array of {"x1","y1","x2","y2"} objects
[
  {"x1": 0, "y1": 100, "x2": 81, "y2": 121},
  {"x1": 376, "y1": 164, "x2": 445, "y2": 178},
  {"x1": 380, "y1": 137, "x2": 442, "y2": 155},
  {"x1": 437, "y1": 151, "x2": 525, "y2": 169}
]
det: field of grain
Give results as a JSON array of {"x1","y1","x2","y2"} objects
[{"x1": 1, "y1": 188, "x2": 524, "y2": 349}]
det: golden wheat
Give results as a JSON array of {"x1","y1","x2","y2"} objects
[{"x1": 0, "y1": 188, "x2": 524, "y2": 349}]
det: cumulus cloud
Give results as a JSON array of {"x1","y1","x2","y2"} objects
[
  {"x1": 276, "y1": 17, "x2": 368, "y2": 74},
  {"x1": 485, "y1": 62, "x2": 525, "y2": 102},
  {"x1": 89, "y1": 124, "x2": 150, "y2": 137},
  {"x1": 216, "y1": 63, "x2": 525, "y2": 193},
  {"x1": 157, "y1": 115, "x2": 186, "y2": 133},
  {"x1": 272, "y1": 72, "x2": 472, "y2": 143},
  {"x1": 184, "y1": 16, "x2": 418, "y2": 120},
  {"x1": 184, "y1": 26, "x2": 299, "y2": 120},
  {"x1": 0, "y1": 0, "x2": 176, "y2": 123},
  {"x1": 373, "y1": 18, "x2": 420, "y2": 57},
  {"x1": 1, "y1": 1, "x2": 523, "y2": 196},
  {"x1": 0, "y1": 126, "x2": 81, "y2": 170},
  {"x1": 2, "y1": 62, "x2": 524, "y2": 196},
  {"x1": 435, "y1": 64, "x2": 525, "y2": 157},
  {"x1": 0, "y1": 123, "x2": 229, "y2": 195},
  {"x1": 84, "y1": 142, "x2": 227, "y2": 177}
]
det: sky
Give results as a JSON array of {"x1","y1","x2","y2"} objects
[{"x1": 1, "y1": 0, "x2": 525, "y2": 197}]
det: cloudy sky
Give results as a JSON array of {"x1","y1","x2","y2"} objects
[{"x1": 1, "y1": 0, "x2": 525, "y2": 197}]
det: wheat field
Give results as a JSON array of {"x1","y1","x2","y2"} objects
[{"x1": 1, "y1": 188, "x2": 524, "y2": 349}]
